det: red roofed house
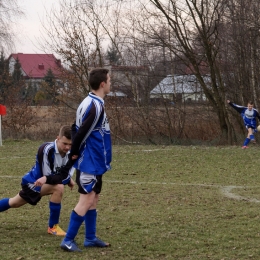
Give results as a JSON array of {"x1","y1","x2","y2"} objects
[{"x1": 8, "y1": 53, "x2": 62, "y2": 89}]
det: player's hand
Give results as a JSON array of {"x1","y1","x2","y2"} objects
[
  {"x1": 227, "y1": 100, "x2": 230, "y2": 103},
  {"x1": 34, "y1": 176, "x2": 47, "y2": 187},
  {"x1": 68, "y1": 178, "x2": 75, "y2": 190}
]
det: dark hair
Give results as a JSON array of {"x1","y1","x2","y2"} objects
[
  {"x1": 59, "y1": 125, "x2": 71, "y2": 139},
  {"x1": 248, "y1": 101, "x2": 254, "y2": 105},
  {"x1": 88, "y1": 68, "x2": 109, "y2": 90}
]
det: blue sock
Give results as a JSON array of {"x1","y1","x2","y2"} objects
[
  {"x1": 0, "y1": 198, "x2": 10, "y2": 212},
  {"x1": 250, "y1": 134, "x2": 255, "y2": 140},
  {"x1": 243, "y1": 138, "x2": 250, "y2": 146},
  {"x1": 85, "y1": 209, "x2": 97, "y2": 240},
  {"x1": 65, "y1": 210, "x2": 84, "y2": 242},
  {"x1": 49, "y1": 201, "x2": 61, "y2": 228}
]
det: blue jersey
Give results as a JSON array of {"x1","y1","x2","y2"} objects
[
  {"x1": 70, "y1": 92, "x2": 112, "y2": 175},
  {"x1": 21, "y1": 140, "x2": 74, "y2": 190},
  {"x1": 229, "y1": 102, "x2": 260, "y2": 128}
]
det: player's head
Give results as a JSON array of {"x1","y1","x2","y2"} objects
[
  {"x1": 89, "y1": 68, "x2": 110, "y2": 95},
  {"x1": 247, "y1": 101, "x2": 254, "y2": 110},
  {"x1": 57, "y1": 125, "x2": 72, "y2": 156}
]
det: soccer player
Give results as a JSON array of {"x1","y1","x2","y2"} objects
[
  {"x1": 227, "y1": 100, "x2": 260, "y2": 148},
  {"x1": 60, "y1": 68, "x2": 112, "y2": 252},
  {"x1": 0, "y1": 125, "x2": 75, "y2": 235}
]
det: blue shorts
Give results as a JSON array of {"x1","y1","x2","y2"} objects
[
  {"x1": 75, "y1": 170, "x2": 102, "y2": 194},
  {"x1": 245, "y1": 125, "x2": 256, "y2": 132}
]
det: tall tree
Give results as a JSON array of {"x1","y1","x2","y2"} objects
[
  {"x1": 44, "y1": 68, "x2": 55, "y2": 88},
  {"x1": 12, "y1": 58, "x2": 23, "y2": 83},
  {"x1": 0, "y1": 0, "x2": 24, "y2": 52},
  {"x1": 0, "y1": 52, "x2": 12, "y2": 103},
  {"x1": 106, "y1": 43, "x2": 121, "y2": 65},
  {"x1": 145, "y1": 0, "x2": 235, "y2": 143}
]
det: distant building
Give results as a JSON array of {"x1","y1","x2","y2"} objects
[
  {"x1": 106, "y1": 65, "x2": 149, "y2": 100},
  {"x1": 8, "y1": 53, "x2": 62, "y2": 89},
  {"x1": 150, "y1": 74, "x2": 209, "y2": 102}
]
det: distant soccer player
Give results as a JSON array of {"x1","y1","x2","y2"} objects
[
  {"x1": 60, "y1": 68, "x2": 112, "y2": 252},
  {"x1": 227, "y1": 100, "x2": 260, "y2": 148},
  {"x1": 0, "y1": 125, "x2": 75, "y2": 235}
]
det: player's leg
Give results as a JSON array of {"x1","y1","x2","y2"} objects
[
  {"x1": 242, "y1": 126, "x2": 251, "y2": 148},
  {"x1": 84, "y1": 194, "x2": 99, "y2": 241},
  {"x1": 0, "y1": 193, "x2": 27, "y2": 211},
  {"x1": 248, "y1": 127, "x2": 256, "y2": 143},
  {"x1": 40, "y1": 184, "x2": 66, "y2": 236},
  {"x1": 84, "y1": 175, "x2": 110, "y2": 247},
  {"x1": 60, "y1": 192, "x2": 96, "y2": 252},
  {"x1": 61, "y1": 170, "x2": 97, "y2": 252}
]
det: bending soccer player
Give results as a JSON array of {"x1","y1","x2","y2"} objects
[
  {"x1": 0, "y1": 125, "x2": 75, "y2": 235},
  {"x1": 227, "y1": 100, "x2": 260, "y2": 148},
  {"x1": 60, "y1": 68, "x2": 112, "y2": 252}
]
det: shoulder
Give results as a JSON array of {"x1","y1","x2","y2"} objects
[{"x1": 38, "y1": 142, "x2": 55, "y2": 156}]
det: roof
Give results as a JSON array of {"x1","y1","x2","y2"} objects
[
  {"x1": 107, "y1": 91, "x2": 127, "y2": 97},
  {"x1": 8, "y1": 53, "x2": 62, "y2": 79},
  {"x1": 150, "y1": 74, "x2": 210, "y2": 94}
]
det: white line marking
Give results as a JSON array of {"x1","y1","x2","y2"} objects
[
  {"x1": 220, "y1": 186, "x2": 260, "y2": 203},
  {"x1": 106, "y1": 180, "x2": 260, "y2": 203},
  {"x1": 0, "y1": 176, "x2": 258, "y2": 203}
]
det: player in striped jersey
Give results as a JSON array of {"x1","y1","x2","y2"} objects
[
  {"x1": 0, "y1": 125, "x2": 75, "y2": 235},
  {"x1": 60, "y1": 68, "x2": 112, "y2": 252},
  {"x1": 227, "y1": 100, "x2": 260, "y2": 148}
]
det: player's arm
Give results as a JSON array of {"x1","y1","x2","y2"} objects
[
  {"x1": 34, "y1": 144, "x2": 59, "y2": 186},
  {"x1": 71, "y1": 122, "x2": 77, "y2": 142},
  {"x1": 70, "y1": 104, "x2": 100, "y2": 157},
  {"x1": 35, "y1": 160, "x2": 75, "y2": 186},
  {"x1": 227, "y1": 101, "x2": 245, "y2": 114},
  {"x1": 35, "y1": 144, "x2": 69, "y2": 186},
  {"x1": 255, "y1": 110, "x2": 260, "y2": 120}
]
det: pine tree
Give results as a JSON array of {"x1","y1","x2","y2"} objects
[
  {"x1": 12, "y1": 58, "x2": 23, "y2": 83},
  {"x1": 106, "y1": 44, "x2": 121, "y2": 65},
  {"x1": 41, "y1": 68, "x2": 58, "y2": 105},
  {"x1": 0, "y1": 52, "x2": 12, "y2": 103},
  {"x1": 44, "y1": 68, "x2": 55, "y2": 87}
]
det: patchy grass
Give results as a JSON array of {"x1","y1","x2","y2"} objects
[{"x1": 1, "y1": 141, "x2": 260, "y2": 259}]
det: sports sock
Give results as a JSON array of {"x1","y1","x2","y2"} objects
[
  {"x1": 84, "y1": 209, "x2": 97, "y2": 240},
  {"x1": 49, "y1": 201, "x2": 61, "y2": 228},
  {"x1": 0, "y1": 198, "x2": 10, "y2": 212},
  {"x1": 243, "y1": 138, "x2": 250, "y2": 146},
  {"x1": 64, "y1": 210, "x2": 84, "y2": 241},
  {"x1": 250, "y1": 134, "x2": 255, "y2": 140}
]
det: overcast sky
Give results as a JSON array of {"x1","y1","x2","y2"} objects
[{"x1": 13, "y1": 0, "x2": 58, "y2": 54}]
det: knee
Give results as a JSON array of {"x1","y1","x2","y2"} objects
[
  {"x1": 9, "y1": 198, "x2": 21, "y2": 208},
  {"x1": 53, "y1": 184, "x2": 65, "y2": 196}
]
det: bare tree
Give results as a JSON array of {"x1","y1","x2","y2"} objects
[
  {"x1": 37, "y1": 0, "x2": 228, "y2": 144},
  {"x1": 137, "y1": 0, "x2": 237, "y2": 143},
  {"x1": 0, "y1": 0, "x2": 24, "y2": 53}
]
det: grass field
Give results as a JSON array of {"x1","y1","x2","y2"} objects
[{"x1": 1, "y1": 140, "x2": 260, "y2": 259}]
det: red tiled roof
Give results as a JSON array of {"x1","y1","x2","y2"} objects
[{"x1": 9, "y1": 53, "x2": 62, "y2": 79}]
